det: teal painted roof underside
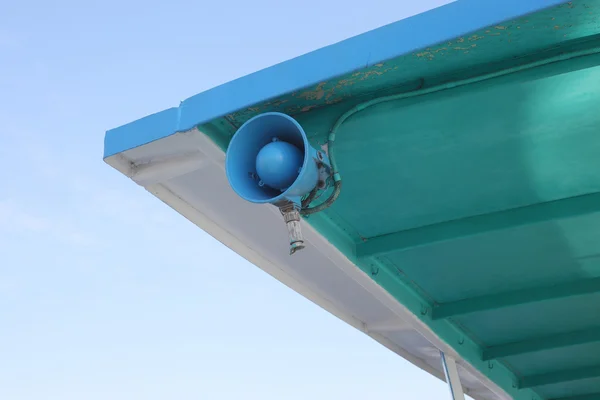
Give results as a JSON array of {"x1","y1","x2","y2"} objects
[{"x1": 105, "y1": 1, "x2": 600, "y2": 399}]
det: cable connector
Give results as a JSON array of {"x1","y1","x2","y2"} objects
[{"x1": 280, "y1": 203, "x2": 305, "y2": 255}]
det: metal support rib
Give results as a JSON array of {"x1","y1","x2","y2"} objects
[
  {"x1": 483, "y1": 327, "x2": 600, "y2": 361},
  {"x1": 431, "y1": 278, "x2": 600, "y2": 320},
  {"x1": 519, "y1": 366, "x2": 600, "y2": 389},
  {"x1": 356, "y1": 192, "x2": 600, "y2": 258}
]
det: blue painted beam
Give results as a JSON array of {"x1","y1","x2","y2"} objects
[
  {"x1": 356, "y1": 192, "x2": 600, "y2": 258},
  {"x1": 520, "y1": 366, "x2": 600, "y2": 389},
  {"x1": 483, "y1": 327, "x2": 600, "y2": 361},
  {"x1": 431, "y1": 277, "x2": 600, "y2": 320}
]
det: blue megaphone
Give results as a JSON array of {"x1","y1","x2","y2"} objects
[
  {"x1": 226, "y1": 112, "x2": 329, "y2": 206},
  {"x1": 225, "y1": 112, "x2": 331, "y2": 254}
]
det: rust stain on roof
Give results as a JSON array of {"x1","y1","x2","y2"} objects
[{"x1": 297, "y1": 82, "x2": 327, "y2": 101}]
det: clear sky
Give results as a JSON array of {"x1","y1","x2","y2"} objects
[{"x1": 0, "y1": 0, "x2": 464, "y2": 399}]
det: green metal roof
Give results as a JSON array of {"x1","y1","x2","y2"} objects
[
  {"x1": 202, "y1": 3, "x2": 600, "y2": 399},
  {"x1": 105, "y1": 1, "x2": 600, "y2": 399}
]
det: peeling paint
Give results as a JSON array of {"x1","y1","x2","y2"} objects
[
  {"x1": 454, "y1": 44, "x2": 476, "y2": 50},
  {"x1": 297, "y1": 82, "x2": 327, "y2": 101},
  {"x1": 300, "y1": 105, "x2": 318, "y2": 112},
  {"x1": 362, "y1": 70, "x2": 384, "y2": 78},
  {"x1": 468, "y1": 34, "x2": 485, "y2": 41},
  {"x1": 222, "y1": 1, "x2": 600, "y2": 128}
]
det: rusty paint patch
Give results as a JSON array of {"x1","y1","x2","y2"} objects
[
  {"x1": 262, "y1": 99, "x2": 288, "y2": 107},
  {"x1": 297, "y1": 82, "x2": 327, "y2": 101},
  {"x1": 300, "y1": 105, "x2": 318, "y2": 112},
  {"x1": 468, "y1": 34, "x2": 485, "y2": 41},
  {"x1": 416, "y1": 44, "x2": 452, "y2": 60},
  {"x1": 362, "y1": 70, "x2": 384, "y2": 78},
  {"x1": 416, "y1": 50, "x2": 436, "y2": 60},
  {"x1": 222, "y1": 1, "x2": 598, "y2": 128},
  {"x1": 453, "y1": 45, "x2": 475, "y2": 51},
  {"x1": 289, "y1": 63, "x2": 398, "y2": 105}
]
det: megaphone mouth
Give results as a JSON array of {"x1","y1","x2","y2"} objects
[{"x1": 225, "y1": 112, "x2": 316, "y2": 205}]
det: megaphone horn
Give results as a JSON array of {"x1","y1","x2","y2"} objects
[{"x1": 225, "y1": 112, "x2": 331, "y2": 255}]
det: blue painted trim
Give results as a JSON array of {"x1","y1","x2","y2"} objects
[{"x1": 103, "y1": 0, "x2": 566, "y2": 158}]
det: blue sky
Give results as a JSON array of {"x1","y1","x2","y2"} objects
[{"x1": 0, "y1": 0, "x2": 460, "y2": 398}]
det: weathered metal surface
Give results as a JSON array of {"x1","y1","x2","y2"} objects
[{"x1": 105, "y1": 2, "x2": 600, "y2": 399}]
